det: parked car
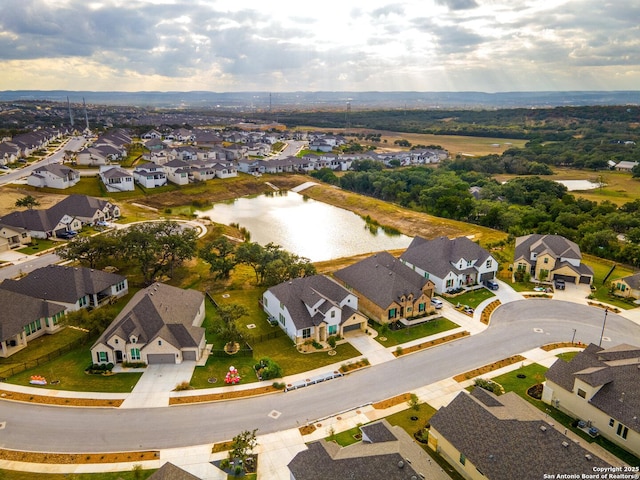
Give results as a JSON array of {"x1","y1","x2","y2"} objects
[
  {"x1": 0, "y1": 165, "x2": 9, "y2": 170},
  {"x1": 94, "y1": 220, "x2": 109, "y2": 227},
  {"x1": 485, "y1": 279, "x2": 499, "y2": 290},
  {"x1": 430, "y1": 297, "x2": 443, "y2": 309},
  {"x1": 554, "y1": 279, "x2": 566, "y2": 290},
  {"x1": 56, "y1": 230, "x2": 77, "y2": 239}
]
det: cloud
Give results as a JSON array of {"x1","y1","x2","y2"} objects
[{"x1": 434, "y1": 0, "x2": 478, "y2": 11}]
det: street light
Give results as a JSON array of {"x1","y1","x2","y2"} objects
[
  {"x1": 598, "y1": 308, "x2": 609, "y2": 347},
  {"x1": 571, "y1": 328, "x2": 577, "y2": 344}
]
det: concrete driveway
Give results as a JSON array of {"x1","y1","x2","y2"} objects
[{"x1": 120, "y1": 362, "x2": 196, "y2": 409}]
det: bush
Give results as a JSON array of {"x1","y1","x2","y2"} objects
[
  {"x1": 272, "y1": 381, "x2": 286, "y2": 390},
  {"x1": 474, "y1": 378, "x2": 503, "y2": 395},
  {"x1": 312, "y1": 340, "x2": 323, "y2": 349},
  {"x1": 255, "y1": 357, "x2": 283, "y2": 380},
  {"x1": 174, "y1": 381, "x2": 192, "y2": 391},
  {"x1": 327, "y1": 336, "x2": 337, "y2": 348}
]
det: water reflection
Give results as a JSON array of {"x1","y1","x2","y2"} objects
[{"x1": 196, "y1": 191, "x2": 412, "y2": 262}]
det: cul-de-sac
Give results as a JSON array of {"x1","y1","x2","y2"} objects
[{"x1": 1, "y1": 101, "x2": 640, "y2": 480}]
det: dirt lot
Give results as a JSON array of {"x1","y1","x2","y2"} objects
[{"x1": 0, "y1": 187, "x2": 65, "y2": 216}]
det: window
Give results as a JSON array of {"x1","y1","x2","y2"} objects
[
  {"x1": 459, "y1": 453, "x2": 466, "y2": 465},
  {"x1": 543, "y1": 257, "x2": 549, "y2": 264},
  {"x1": 98, "y1": 351, "x2": 108, "y2": 362},
  {"x1": 609, "y1": 418, "x2": 615, "y2": 427},
  {"x1": 424, "y1": 272, "x2": 429, "y2": 279},
  {"x1": 616, "y1": 423, "x2": 629, "y2": 439},
  {"x1": 158, "y1": 340, "x2": 162, "y2": 346},
  {"x1": 115, "y1": 281, "x2": 126, "y2": 292},
  {"x1": 302, "y1": 328, "x2": 311, "y2": 339},
  {"x1": 331, "y1": 311, "x2": 336, "y2": 318},
  {"x1": 407, "y1": 307, "x2": 412, "y2": 313},
  {"x1": 130, "y1": 348, "x2": 141, "y2": 361},
  {"x1": 263, "y1": 297, "x2": 268, "y2": 307},
  {"x1": 418, "y1": 303, "x2": 425, "y2": 312},
  {"x1": 280, "y1": 301, "x2": 284, "y2": 309},
  {"x1": 115, "y1": 339, "x2": 119, "y2": 344},
  {"x1": 467, "y1": 260, "x2": 472, "y2": 266},
  {"x1": 328, "y1": 325, "x2": 337, "y2": 335},
  {"x1": 79, "y1": 296, "x2": 87, "y2": 307},
  {"x1": 486, "y1": 259, "x2": 492, "y2": 268},
  {"x1": 577, "y1": 388, "x2": 586, "y2": 398},
  {"x1": 388, "y1": 308, "x2": 397, "y2": 320},
  {"x1": 446, "y1": 279, "x2": 454, "y2": 288},
  {"x1": 279, "y1": 313, "x2": 285, "y2": 325}
]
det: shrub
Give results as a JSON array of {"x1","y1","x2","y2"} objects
[
  {"x1": 312, "y1": 340, "x2": 323, "y2": 349},
  {"x1": 174, "y1": 381, "x2": 192, "y2": 391},
  {"x1": 255, "y1": 357, "x2": 283, "y2": 380},
  {"x1": 106, "y1": 363, "x2": 114, "y2": 371},
  {"x1": 327, "y1": 336, "x2": 337, "y2": 348},
  {"x1": 272, "y1": 381, "x2": 286, "y2": 390},
  {"x1": 474, "y1": 378, "x2": 503, "y2": 395}
]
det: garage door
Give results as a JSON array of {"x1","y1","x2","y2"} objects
[
  {"x1": 147, "y1": 353, "x2": 176, "y2": 364},
  {"x1": 553, "y1": 274, "x2": 576, "y2": 284},
  {"x1": 183, "y1": 351, "x2": 196, "y2": 361},
  {"x1": 343, "y1": 323, "x2": 363, "y2": 333},
  {"x1": 579, "y1": 276, "x2": 592, "y2": 284}
]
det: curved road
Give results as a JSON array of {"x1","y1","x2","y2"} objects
[{"x1": 1, "y1": 299, "x2": 639, "y2": 453}]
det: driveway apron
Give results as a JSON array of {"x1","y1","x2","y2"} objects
[{"x1": 120, "y1": 362, "x2": 196, "y2": 408}]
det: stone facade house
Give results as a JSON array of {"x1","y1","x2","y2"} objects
[
  {"x1": 611, "y1": 273, "x2": 640, "y2": 300},
  {"x1": 333, "y1": 251, "x2": 435, "y2": 325}
]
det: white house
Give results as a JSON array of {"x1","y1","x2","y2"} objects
[
  {"x1": 400, "y1": 236, "x2": 498, "y2": 294},
  {"x1": 263, "y1": 275, "x2": 367, "y2": 345},
  {"x1": 163, "y1": 159, "x2": 191, "y2": 185},
  {"x1": 27, "y1": 164, "x2": 80, "y2": 189},
  {"x1": 133, "y1": 162, "x2": 167, "y2": 188},
  {"x1": 91, "y1": 283, "x2": 205, "y2": 365},
  {"x1": 99, "y1": 166, "x2": 135, "y2": 192}
]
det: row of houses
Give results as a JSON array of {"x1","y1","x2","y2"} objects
[
  {"x1": 74, "y1": 129, "x2": 131, "y2": 166},
  {"x1": 0, "y1": 194, "x2": 119, "y2": 241},
  {"x1": 0, "y1": 127, "x2": 71, "y2": 165},
  {"x1": 262, "y1": 236, "x2": 499, "y2": 345}
]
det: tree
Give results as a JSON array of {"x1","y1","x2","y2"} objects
[
  {"x1": 216, "y1": 304, "x2": 249, "y2": 351},
  {"x1": 15, "y1": 195, "x2": 40, "y2": 210},
  {"x1": 199, "y1": 236, "x2": 237, "y2": 280},
  {"x1": 117, "y1": 221, "x2": 197, "y2": 284},
  {"x1": 228, "y1": 429, "x2": 258, "y2": 469},
  {"x1": 57, "y1": 235, "x2": 117, "y2": 269}
]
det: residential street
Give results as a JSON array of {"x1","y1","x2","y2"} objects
[{"x1": 1, "y1": 299, "x2": 639, "y2": 454}]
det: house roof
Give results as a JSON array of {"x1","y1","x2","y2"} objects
[
  {"x1": 32, "y1": 164, "x2": 79, "y2": 179},
  {"x1": 619, "y1": 272, "x2": 640, "y2": 290},
  {"x1": 399, "y1": 236, "x2": 492, "y2": 279},
  {"x1": 333, "y1": 252, "x2": 431, "y2": 310},
  {"x1": 267, "y1": 275, "x2": 354, "y2": 330},
  {"x1": 514, "y1": 234, "x2": 582, "y2": 263},
  {"x1": 93, "y1": 283, "x2": 204, "y2": 350},
  {"x1": 429, "y1": 389, "x2": 612, "y2": 480},
  {"x1": 546, "y1": 343, "x2": 640, "y2": 433},
  {"x1": 48, "y1": 194, "x2": 114, "y2": 221},
  {"x1": 147, "y1": 462, "x2": 200, "y2": 480},
  {"x1": 0, "y1": 265, "x2": 126, "y2": 304},
  {"x1": 288, "y1": 420, "x2": 429, "y2": 480},
  {"x1": 0, "y1": 209, "x2": 60, "y2": 233},
  {"x1": 100, "y1": 166, "x2": 132, "y2": 179},
  {"x1": 0, "y1": 289, "x2": 65, "y2": 342}
]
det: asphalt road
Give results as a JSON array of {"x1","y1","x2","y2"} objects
[
  {"x1": 0, "y1": 136, "x2": 86, "y2": 186},
  {"x1": 0, "y1": 253, "x2": 61, "y2": 280},
  {"x1": 1, "y1": 299, "x2": 639, "y2": 453}
]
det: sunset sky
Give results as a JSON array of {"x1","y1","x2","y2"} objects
[{"x1": 1, "y1": 0, "x2": 638, "y2": 92}]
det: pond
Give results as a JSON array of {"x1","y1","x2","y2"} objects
[
  {"x1": 196, "y1": 191, "x2": 412, "y2": 262},
  {"x1": 555, "y1": 180, "x2": 601, "y2": 191}
]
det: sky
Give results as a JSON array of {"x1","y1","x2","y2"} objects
[{"x1": 1, "y1": 0, "x2": 639, "y2": 92}]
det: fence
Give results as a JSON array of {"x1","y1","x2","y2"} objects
[{"x1": 0, "y1": 335, "x2": 88, "y2": 380}]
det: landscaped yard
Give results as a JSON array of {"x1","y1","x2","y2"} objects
[
  {"x1": 582, "y1": 254, "x2": 636, "y2": 310},
  {"x1": 0, "y1": 471, "x2": 156, "y2": 480},
  {"x1": 190, "y1": 336, "x2": 362, "y2": 389},
  {"x1": 16, "y1": 238, "x2": 58, "y2": 254},
  {"x1": 445, "y1": 288, "x2": 495, "y2": 308},
  {"x1": 5, "y1": 346, "x2": 142, "y2": 393},
  {"x1": 370, "y1": 318, "x2": 459, "y2": 347}
]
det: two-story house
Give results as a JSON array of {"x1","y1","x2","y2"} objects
[
  {"x1": 333, "y1": 251, "x2": 435, "y2": 325},
  {"x1": 543, "y1": 343, "x2": 640, "y2": 457},
  {"x1": 27, "y1": 164, "x2": 81, "y2": 189},
  {"x1": 263, "y1": 275, "x2": 367, "y2": 345},
  {"x1": 513, "y1": 234, "x2": 594, "y2": 285},
  {"x1": 400, "y1": 236, "x2": 498, "y2": 294}
]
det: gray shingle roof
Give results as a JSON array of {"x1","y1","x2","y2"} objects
[
  {"x1": 430, "y1": 389, "x2": 612, "y2": 480},
  {"x1": 93, "y1": 283, "x2": 204, "y2": 350},
  {"x1": 267, "y1": 275, "x2": 353, "y2": 330},
  {"x1": 148, "y1": 462, "x2": 200, "y2": 480},
  {"x1": 0, "y1": 265, "x2": 125, "y2": 304},
  {"x1": 400, "y1": 236, "x2": 491, "y2": 278},
  {"x1": 619, "y1": 273, "x2": 640, "y2": 290},
  {"x1": 334, "y1": 252, "x2": 431, "y2": 310},
  {"x1": 515, "y1": 234, "x2": 582, "y2": 263},
  {"x1": 0, "y1": 289, "x2": 65, "y2": 342},
  {"x1": 288, "y1": 420, "x2": 427, "y2": 480},
  {"x1": 546, "y1": 343, "x2": 640, "y2": 433}
]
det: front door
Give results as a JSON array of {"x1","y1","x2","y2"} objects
[{"x1": 115, "y1": 350, "x2": 123, "y2": 363}]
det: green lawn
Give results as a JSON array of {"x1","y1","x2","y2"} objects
[
  {"x1": 190, "y1": 336, "x2": 362, "y2": 389},
  {"x1": 330, "y1": 425, "x2": 363, "y2": 447},
  {"x1": 491, "y1": 363, "x2": 548, "y2": 399},
  {"x1": 556, "y1": 351, "x2": 579, "y2": 361},
  {"x1": 385, "y1": 402, "x2": 437, "y2": 435},
  {"x1": 583, "y1": 254, "x2": 637, "y2": 310},
  {"x1": 370, "y1": 318, "x2": 460, "y2": 347},
  {"x1": 0, "y1": 327, "x2": 88, "y2": 374},
  {"x1": 5, "y1": 347, "x2": 142, "y2": 393},
  {"x1": 446, "y1": 288, "x2": 495, "y2": 309},
  {"x1": 16, "y1": 239, "x2": 57, "y2": 254}
]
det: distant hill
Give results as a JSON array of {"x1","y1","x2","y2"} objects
[{"x1": 0, "y1": 90, "x2": 638, "y2": 109}]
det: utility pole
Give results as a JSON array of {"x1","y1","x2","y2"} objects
[{"x1": 598, "y1": 308, "x2": 609, "y2": 347}]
